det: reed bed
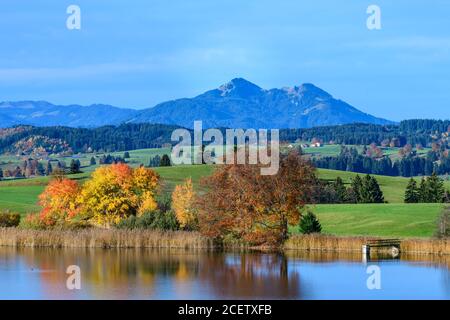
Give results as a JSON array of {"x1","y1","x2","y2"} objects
[
  {"x1": 284, "y1": 234, "x2": 450, "y2": 255},
  {"x1": 1, "y1": 228, "x2": 448, "y2": 254},
  {"x1": 0, "y1": 228, "x2": 214, "y2": 249}
]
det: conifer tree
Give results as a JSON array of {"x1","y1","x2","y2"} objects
[
  {"x1": 333, "y1": 177, "x2": 347, "y2": 203},
  {"x1": 419, "y1": 177, "x2": 428, "y2": 202},
  {"x1": 351, "y1": 174, "x2": 363, "y2": 203},
  {"x1": 45, "y1": 161, "x2": 53, "y2": 176},
  {"x1": 427, "y1": 172, "x2": 444, "y2": 203},
  {"x1": 160, "y1": 154, "x2": 171, "y2": 167},
  {"x1": 298, "y1": 211, "x2": 322, "y2": 234},
  {"x1": 404, "y1": 178, "x2": 419, "y2": 203}
]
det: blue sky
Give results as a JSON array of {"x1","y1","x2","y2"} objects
[{"x1": 0, "y1": 0, "x2": 449, "y2": 121}]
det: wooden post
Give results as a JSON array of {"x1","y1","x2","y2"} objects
[{"x1": 362, "y1": 244, "x2": 370, "y2": 256}]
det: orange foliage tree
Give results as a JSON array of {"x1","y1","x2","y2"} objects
[
  {"x1": 172, "y1": 178, "x2": 197, "y2": 230},
  {"x1": 38, "y1": 177, "x2": 80, "y2": 226},
  {"x1": 79, "y1": 163, "x2": 160, "y2": 226},
  {"x1": 196, "y1": 152, "x2": 317, "y2": 245}
]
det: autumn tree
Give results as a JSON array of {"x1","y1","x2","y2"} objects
[
  {"x1": 78, "y1": 163, "x2": 159, "y2": 226},
  {"x1": 196, "y1": 151, "x2": 316, "y2": 246},
  {"x1": 172, "y1": 178, "x2": 197, "y2": 230},
  {"x1": 38, "y1": 178, "x2": 80, "y2": 226}
]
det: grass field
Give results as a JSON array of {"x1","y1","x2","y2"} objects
[
  {"x1": 1, "y1": 160, "x2": 449, "y2": 238},
  {"x1": 293, "y1": 203, "x2": 445, "y2": 238}
]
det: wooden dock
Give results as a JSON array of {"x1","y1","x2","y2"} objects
[{"x1": 362, "y1": 238, "x2": 401, "y2": 257}]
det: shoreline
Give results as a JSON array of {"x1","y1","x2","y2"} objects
[{"x1": 0, "y1": 228, "x2": 448, "y2": 255}]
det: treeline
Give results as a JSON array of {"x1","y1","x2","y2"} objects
[
  {"x1": 313, "y1": 174, "x2": 385, "y2": 204},
  {"x1": 404, "y1": 174, "x2": 450, "y2": 203},
  {"x1": 281, "y1": 119, "x2": 450, "y2": 147},
  {"x1": 312, "y1": 146, "x2": 450, "y2": 177},
  {"x1": 0, "y1": 123, "x2": 182, "y2": 154}
]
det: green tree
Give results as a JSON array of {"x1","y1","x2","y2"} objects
[
  {"x1": 45, "y1": 161, "x2": 53, "y2": 176},
  {"x1": 418, "y1": 177, "x2": 428, "y2": 202},
  {"x1": 351, "y1": 174, "x2": 363, "y2": 203},
  {"x1": 298, "y1": 211, "x2": 322, "y2": 234},
  {"x1": 124, "y1": 151, "x2": 130, "y2": 159},
  {"x1": 69, "y1": 159, "x2": 81, "y2": 174},
  {"x1": 361, "y1": 175, "x2": 384, "y2": 203},
  {"x1": 160, "y1": 154, "x2": 171, "y2": 167},
  {"x1": 427, "y1": 172, "x2": 445, "y2": 203},
  {"x1": 404, "y1": 178, "x2": 419, "y2": 203},
  {"x1": 333, "y1": 177, "x2": 347, "y2": 203},
  {"x1": 0, "y1": 168, "x2": 3, "y2": 180},
  {"x1": 90, "y1": 157, "x2": 96, "y2": 165}
]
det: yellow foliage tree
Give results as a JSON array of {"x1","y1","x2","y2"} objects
[
  {"x1": 172, "y1": 178, "x2": 197, "y2": 230},
  {"x1": 79, "y1": 163, "x2": 159, "y2": 226}
]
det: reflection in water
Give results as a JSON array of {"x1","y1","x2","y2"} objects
[{"x1": 0, "y1": 248, "x2": 449, "y2": 299}]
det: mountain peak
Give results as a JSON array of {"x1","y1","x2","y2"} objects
[
  {"x1": 282, "y1": 83, "x2": 332, "y2": 100},
  {"x1": 218, "y1": 78, "x2": 263, "y2": 98}
]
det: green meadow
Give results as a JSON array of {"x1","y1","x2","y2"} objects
[{"x1": 0, "y1": 149, "x2": 449, "y2": 238}]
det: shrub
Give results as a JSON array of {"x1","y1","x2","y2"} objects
[
  {"x1": 435, "y1": 208, "x2": 450, "y2": 239},
  {"x1": 115, "y1": 210, "x2": 179, "y2": 231},
  {"x1": 0, "y1": 211, "x2": 21, "y2": 228},
  {"x1": 20, "y1": 213, "x2": 46, "y2": 230},
  {"x1": 298, "y1": 211, "x2": 322, "y2": 234}
]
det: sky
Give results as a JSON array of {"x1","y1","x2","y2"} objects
[{"x1": 0, "y1": 0, "x2": 449, "y2": 121}]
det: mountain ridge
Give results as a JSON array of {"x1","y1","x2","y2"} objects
[
  {"x1": 1, "y1": 78, "x2": 394, "y2": 129},
  {"x1": 128, "y1": 78, "x2": 393, "y2": 128}
]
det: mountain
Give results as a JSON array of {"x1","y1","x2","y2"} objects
[
  {"x1": 128, "y1": 78, "x2": 393, "y2": 128},
  {"x1": 0, "y1": 101, "x2": 137, "y2": 128},
  {"x1": 1, "y1": 79, "x2": 393, "y2": 129}
]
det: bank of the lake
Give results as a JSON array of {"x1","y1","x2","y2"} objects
[{"x1": 0, "y1": 228, "x2": 448, "y2": 255}]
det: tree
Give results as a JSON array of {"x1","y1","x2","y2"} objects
[
  {"x1": 160, "y1": 154, "x2": 171, "y2": 167},
  {"x1": 172, "y1": 178, "x2": 197, "y2": 230},
  {"x1": 360, "y1": 175, "x2": 384, "y2": 203},
  {"x1": 69, "y1": 159, "x2": 81, "y2": 174},
  {"x1": 298, "y1": 211, "x2": 322, "y2": 234},
  {"x1": 404, "y1": 178, "x2": 419, "y2": 203},
  {"x1": 351, "y1": 175, "x2": 363, "y2": 203},
  {"x1": 444, "y1": 190, "x2": 450, "y2": 203},
  {"x1": 79, "y1": 163, "x2": 160, "y2": 226},
  {"x1": 196, "y1": 151, "x2": 317, "y2": 245},
  {"x1": 148, "y1": 155, "x2": 161, "y2": 167},
  {"x1": 0, "y1": 168, "x2": 3, "y2": 180},
  {"x1": 90, "y1": 157, "x2": 96, "y2": 165},
  {"x1": 38, "y1": 178, "x2": 80, "y2": 226},
  {"x1": 45, "y1": 161, "x2": 53, "y2": 176},
  {"x1": 435, "y1": 208, "x2": 450, "y2": 238},
  {"x1": 124, "y1": 151, "x2": 130, "y2": 159},
  {"x1": 419, "y1": 177, "x2": 428, "y2": 202},
  {"x1": 36, "y1": 162, "x2": 45, "y2": 176},
  {"x1": 427, "y1": 172, "x2": 445, "y2": 203},
  {"x1": 333, "y1": 177, "x2": 347, "y2": 203}
]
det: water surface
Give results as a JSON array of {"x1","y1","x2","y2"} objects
[{"x1": 0, "y1": 248, "x2": 448, "y2": 300}]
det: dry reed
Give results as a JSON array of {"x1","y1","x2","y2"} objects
[
  {"x1": 1, "y1": 228, "x2": 448, "y2": 254},
  {"x1": 0, "y1": 228, "x2": 214, "y2": 249},
  {"x1": 284, "y1": 234, "x2": 450, "y2": 255}
]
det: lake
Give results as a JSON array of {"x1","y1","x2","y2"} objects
[{"x1": 0, "y1": 248, "x2": 449, "y2": 300}]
